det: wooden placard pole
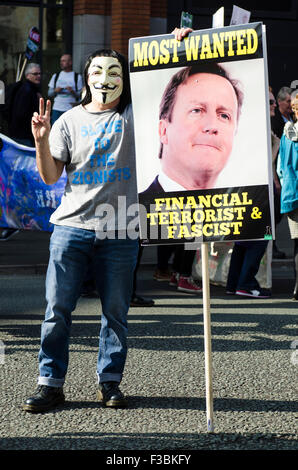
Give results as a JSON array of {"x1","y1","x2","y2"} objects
[
  {"x1": 16, "y1": 53, "x2": 22, "y2": 82},
  {"x1": 18, "y1": 58, "x2": 28, "y2": 82},
  {"x1": 201, "y1": 242, "x2": 214, "y2": 433}
]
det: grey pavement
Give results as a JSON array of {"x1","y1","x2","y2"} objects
[{"x1": 0, "y1": 228, "x2": 297, "y2": 453}]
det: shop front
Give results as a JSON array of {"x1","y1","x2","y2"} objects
[{"x1": 0, "y1": 0, "x2": 73, "y2": 132}]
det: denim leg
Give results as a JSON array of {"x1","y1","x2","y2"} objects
[
  {"x1": 226, "y1": 243, "x2": 246, "y2": 291},
  {"x1": 93, "y1": 237, "x2": 138, "y2": 384},
  {"x1": 38, "y1": 225, "x2": 94, "y2": 387},
  {"x1": 237, "y1": 241, "x2": 268, "y2": 290}
]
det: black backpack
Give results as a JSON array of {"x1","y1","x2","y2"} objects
[{"x1": 54, "y1": 71, "x2": 79, "y2": 92}]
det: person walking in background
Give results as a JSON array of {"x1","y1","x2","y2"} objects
[
  {"x1": 169, "y1": 246, "x2": 202, "y2": 294},
  {"x1": 271, "y1": 86, "x2": 294, "y2": 139},
  {"x1": 278, "y1": 91, "x2": 298, "y2": 300},
  {"x1": 153, "y1": 245, "x2": 173, "y2": 281},
  {"x1": 224, "y1": 91, "x2": 276, "y2": 300},
  {"x1": 154, "y1": 245, "x2": 202, "y2": 294},
  {"x1": 225, "y1": 240, "x2": 270, "y2": 299},
  {"x1": 0, "y1": 63, "x2": 41, "y2": 241},
  {"x1": 269, "y1": 87, "x2": 286, "y2": 259},
  {"x1": 48, "y1": 54, "x2": 82, "y2": 124},
  {"x1": 8, "y1": 63, "x2": 41, "y2": 147}
]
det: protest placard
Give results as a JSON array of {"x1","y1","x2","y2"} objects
[{"x1": 129, "y1": 22, "x2": 274, "y2": 247}]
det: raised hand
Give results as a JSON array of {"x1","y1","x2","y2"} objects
[
  {"x1": 31, "y1": 98, "x2": 51, "y2": 143},
  {"x1": 172, "y1": 27, "x2": 193, "y2": 41}
]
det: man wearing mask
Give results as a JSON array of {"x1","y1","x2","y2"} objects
[
  {"x1": 22, "y1": 30, "x2": 190, "y2": 415},
  {"x1": 23, "y1": 49, "x2": 137, "y2": 413}
]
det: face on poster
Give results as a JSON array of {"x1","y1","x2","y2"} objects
[{"x1": 130, "y1": 57, "x2": 269, "y2": 194}]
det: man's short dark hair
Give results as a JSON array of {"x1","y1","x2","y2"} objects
[
  {"x1": 81, "y1": 49, "x2": 131, "y2": 114},
  {"x1": 158, "y1": 63, "x2": 243, "y2": 158}
]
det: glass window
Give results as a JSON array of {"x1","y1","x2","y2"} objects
[
  {"x1": 42, "y1": 0, "x2": 73, "y2": 97},
  {"x1": 0, "y1": 1, "x2": 73, "y2": 133},
  {"x1": 0, "y1": 5, "x2": 39, "y2": 133},
  {"x1": 0, "y1": 5, "x2": 39, "y2": 86}
]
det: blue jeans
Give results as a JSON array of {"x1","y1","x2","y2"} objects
[
  {"x1": 38, "y1": 225, "x2": 138, "y2": 387},
  {"x1": 226, "y1": 241, "x2": 268, "y2": 291}
]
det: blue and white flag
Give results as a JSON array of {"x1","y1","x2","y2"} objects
[{"x1": 0, "y1": 133, "x2": 66, "y2": 232}]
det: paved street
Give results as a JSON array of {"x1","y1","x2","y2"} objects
[{"x1": 0, "y1": 229, "x2": 297, "y2": 453}]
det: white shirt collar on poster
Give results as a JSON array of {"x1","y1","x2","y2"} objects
[{"x1": 158, "y1": 169, "x2": 186, "y2": 192}]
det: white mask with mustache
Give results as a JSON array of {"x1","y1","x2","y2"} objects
[{"x1": 88, "y1": 56, "x2": 123, "y2": 105}]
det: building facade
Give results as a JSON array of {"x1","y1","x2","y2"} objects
[
  {"x1": 0, "y1": 0, "x2": 295, "y2": 260},
  {"x1": 0, "y1": 0, "x2": 167, "y2": 102},
  {"x1": 72, "y1": 0, "x2": 167, "y2": 71},
  {"x1": 168, "y1": 1, "x2": 298, "y2": 93},
  {"x1": 0, "y1": 1, "x2": 297, "y2": 106}
]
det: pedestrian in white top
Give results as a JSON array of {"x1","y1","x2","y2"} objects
[{"x1": 48, "y1": 54, "x2": 83, "y2": 124}]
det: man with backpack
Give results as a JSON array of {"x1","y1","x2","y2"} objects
[{"x1": 48, "y1": 54, "x2": 83, "y2": 124}]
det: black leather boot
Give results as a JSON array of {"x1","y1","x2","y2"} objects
[
  {"x1": 97, "y1": 382, "x2": 127, "y2": 408},
  {"x1": 23, "y1": 385, "x2": 65, "y2": 413}
]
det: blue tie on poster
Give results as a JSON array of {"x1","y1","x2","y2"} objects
[{"x1": 0, "y1": 133, "x2": 66, "y2": 232}]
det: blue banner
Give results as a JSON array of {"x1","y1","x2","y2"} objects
[{"x1": 0, "y1": 133, "x2": 66, "y2": 232}]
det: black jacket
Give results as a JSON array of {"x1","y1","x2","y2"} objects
[
  {"x1": 8, "y1": 79, "x2": 40, "y2": 143},
  {"x1": 271, "y1": 107, "x2": 294, "y2": 139},
  {"x1": 140, "y1": 176, "x2": 164, "y2": 195}
]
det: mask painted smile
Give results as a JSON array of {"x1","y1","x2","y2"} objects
[
  {"x1": 88, "y1": 56, "x2": 123, "y2": 105},
  {"x1": 94, "y1": 84, "x2": 117, "y2": 90}
]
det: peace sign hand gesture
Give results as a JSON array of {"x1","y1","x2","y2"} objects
[{"x1": 32, "y1": 98, "x2": 51, "y2": 143}]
